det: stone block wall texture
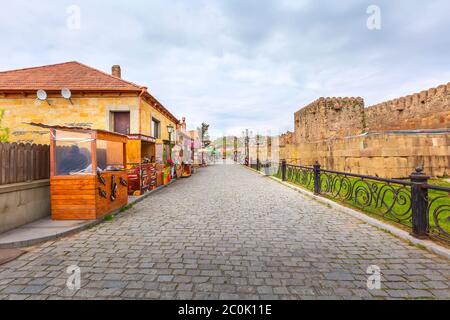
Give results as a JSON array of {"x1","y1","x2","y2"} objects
[
  {"x1": 140, "y1": 99, "x2": 176, "y2": 144},
  {"x1": 365, "y1": 83, "x2": 450, "y2": 131},
  {"x1": 0, "y1": 180, "x2": 50, "y2": 234},
  {"x1": 281, "y1": 83, "x2": 450, "y2": 178},
  {"x1": 294, "y1": 97, "x2": 365, "y2": 142},
  {"x1": 0, "y1": 94, "x2": 139, "y2": 145},
  {"x1": 248, "y1": 136, "x2": 280, "y2": 164},
  {"x1": 0, "y1": 93, "x2": 178, "y2": 145},
  {"x1": 280, "y1": 133, "x2": 450, "y2": 178}
]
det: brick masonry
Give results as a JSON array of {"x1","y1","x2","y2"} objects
[
  {"x1": 0, "y1": 94, "x2": 177, "y2": 145},
  {"x1": 294, "y1": 97, "x2": 364, "y2": 143},
  {"x1": 281, "y1": 83, "x2": 450, "y2": 178},
  {"x1": 366, "y1": 83, "x2": 450, "y2": 131},
  {"x1": 0, "y1": 61, "x2": 179, "y2": 145}
]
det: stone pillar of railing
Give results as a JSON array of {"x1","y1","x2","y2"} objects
[
  {"x1": 281, "y1": 160, "x2": 287, "y2": 181},
  {"x1": 313, "y1": 161, "x2": 321, "y2": 195},
  {"x1": 410, "y1": 167, "x2": 430, "y2": 239}
]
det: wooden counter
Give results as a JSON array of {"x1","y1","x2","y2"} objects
[{"x1": 51, "y1": 171, "x2": 128, "y2": 220}]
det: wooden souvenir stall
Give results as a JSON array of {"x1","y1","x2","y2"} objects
[
  {"x1": 182, "y1": 162, "x2": 192, "y2": 178},
  {"x1": 163, "y1": 142, "x2": 173, "y2": 185},
  {"x1": 154, "y1": 143, "x2": 164, "y2": 187},
  {"x1": 156, "y1": 163, "x2": 165, "y2": 186},
  {"x1": 126, "y1": 134, "x2": 157, "y2": 195},
  {"x1": 175, "y1": 164, "x2": 183, "y2": 178},
  {"x1": 176, "y1": 130, "x2": 193, "y2": 178},
  {"x1": 32, "y1": 124, "x2": 129, "y2": 220}
]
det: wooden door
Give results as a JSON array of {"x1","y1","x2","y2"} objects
[{"x1": 113, "y1": 112, "x2": 130, "y2": 135}]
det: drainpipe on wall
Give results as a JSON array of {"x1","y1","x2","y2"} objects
[{"x1": 138, "y1": 87, "x2": 147, "y2": 135}]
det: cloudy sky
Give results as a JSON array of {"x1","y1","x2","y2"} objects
[{"x1": 1, "y1": 0, "x2": 449, "y2": 138}]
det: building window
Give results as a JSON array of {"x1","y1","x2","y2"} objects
[
  {"x1": 112, "y1": 111, "x2": 130, "y2": 135},
  {"x1": 152, "y1": 117, "x2": 161, "y2": 138}
]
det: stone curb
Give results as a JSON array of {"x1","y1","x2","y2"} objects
[
  {"x1": 243, "y1": 165, "x2": 450, "y2": 261},
  {"x1": 0, "y1": 178, "x2": 178, "y2": 249},
  {"x1": 0, "y1": 179, "x2": 50, "y2": 195},
  {"x1": 0, "y1": 220, "x2": 101, "y2": 249}
]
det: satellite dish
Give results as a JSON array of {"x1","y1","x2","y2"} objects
[
  {"x1": 61, "y1": 88, "x2": 72, "y2": 99},
  {"x1": 37, "y1": 89, "x2": 47, "y2": 101}
]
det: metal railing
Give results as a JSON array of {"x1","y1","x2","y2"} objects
[
  {"x1": 425, "y1": 184, "x2": 450, "y2": 242},
  {"x1": 249, "y1": 160, "x2": 274, "y2": 173},
  {"x1": 268, "y1": 160, "x2": 450, "y2": 244},
  {"x1": 250, "y1": 162, "x2": 259, "y2": 171}
]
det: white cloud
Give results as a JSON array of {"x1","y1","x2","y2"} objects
[
  {"x1": 280, "y1": 0, "x2": 310, "y2": 11},
  {"x1": 0, "y1": 0, "x2": 449, "y2": 138}
]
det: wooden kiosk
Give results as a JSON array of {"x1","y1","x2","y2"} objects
[
  {"x1": 181, "y1": 162, "x2": 192, "y2": 178},
  {"x1": 34, "y1": 124, "x2": 129, "y2": 220},
  {"x1": 176, "y1": 130, "x2": 193, "y2": 178},
  {"x1": 126, "y1": 134, "x2": 157, "y2": 195}
]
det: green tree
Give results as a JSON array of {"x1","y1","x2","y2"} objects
[{"x1": 0, "y1": 109, "x2": 10, "y2": 142}]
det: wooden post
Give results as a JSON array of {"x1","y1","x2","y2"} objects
[
  {"x1": 91, "y1": 132, "x2": 97, "y2": 174},
  {"x1": 49, "y1": 129, "x2": 56, "y2": 177},
  {"x1": 123, "y1": 140, "x2": 127, "y2": 169}
]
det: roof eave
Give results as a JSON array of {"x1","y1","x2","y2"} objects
[
  {"x1": 142, "y1": 91, "x2": 179, "y2": 124},
  {"x1": 0, "y1": 88, "x2": 143, "y2": 95}
]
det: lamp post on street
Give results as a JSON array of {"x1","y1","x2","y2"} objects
[
  {"x1": 233, "y1": 136, "x2": 238, "y2": 163},
  {"x1": 256, "y1": 134, "x2": 260, "y2": 171},
  {"x1": 223, "y1": 136, "x2": 226, "y2": 161},
  {"x1": 200, "y1": 123, "x2": 209, "y2": 166},
  {"x1": 244, "y1": 129, "x2": 250, "y2": 166}
]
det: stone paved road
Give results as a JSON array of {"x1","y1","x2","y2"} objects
[{"x1": 0, "y1": 165, "x2": 449, "y2": 300}]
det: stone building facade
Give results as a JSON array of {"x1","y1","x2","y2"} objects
[
  {"x1": 280, "y1": 83, "x2": 450, "y2": 178},
  {"x1": 0, "y1": 61, "x2": 179, "y2": 145}
]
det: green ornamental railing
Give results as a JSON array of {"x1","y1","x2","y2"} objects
[{"x1": 250, "y1": 161, "x2": 450, "y2": 244}]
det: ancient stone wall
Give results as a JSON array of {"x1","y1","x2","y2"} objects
[
  {"x1": 365, "y1": 83, "x2": 450, "y2": 131},
  {"x1": 294, "y1": 97, "x2": 365, "y2": 143},
  {"x1": 279, "y1": 132, "x2": 450, "y2": 178},
  {"x1": 279, "y1": 132, "x2": 294, "y2": 147},
  {"x1": 281, "y1": 82, "x2": 450, "y2": 178}
]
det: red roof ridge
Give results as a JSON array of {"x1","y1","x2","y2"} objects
[
  {"x1": 70, "y1": 61, "x2": 144, "y2": 90},
  {"x1": 0, "y1": 61, "x2": 144, "y2": 91},
  {"x1": 0, "y1": 61, "x2": 78, "y2": 74},
  {"x1": 0, "y1": 61, "x2": 179, "y2": 123}
]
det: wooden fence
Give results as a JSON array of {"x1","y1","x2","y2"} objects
[{"x1": 0, "y1": 142, "x2": 50, "y2": 185}]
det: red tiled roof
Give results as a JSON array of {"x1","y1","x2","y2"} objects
[
  {"x1": 0, "y1": 61, "x2": 179, "y2": 123},
  {"x1": 0, "y1": 61, "x2": 143, "y2": 91}
]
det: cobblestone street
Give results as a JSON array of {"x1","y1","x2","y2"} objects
[{"x1": 0, "y1": 164, "x2": 449, "y2": 300}]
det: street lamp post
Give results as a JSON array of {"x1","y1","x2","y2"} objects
[
  {"x1": 200, "y1": 124, "x2": 209, "y2": 166},
  {"x1": 167, "y1": 124, "x2": 175, "y2": 171},
  {"x1": 245, "y1": 129, "x2": 250, "y2": 166},
  {"x1": 233, "y1": 136, "x2": 238, "y2": 163},
  {"x1": 242, "y1": 131, "x2": 245, "y2": 164},
  {"x1": 223, "y1": 136, "x2": 226, "y2": 161},
  {"x1": 167, "y1": 124, "x2": 174, "y2": 143},
  {"x1": 256, "y1": 134, "x2": 260, "y2": 171},
  {"x1": 201, "y1": 135, "x2": 204, "y2": 166}
]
